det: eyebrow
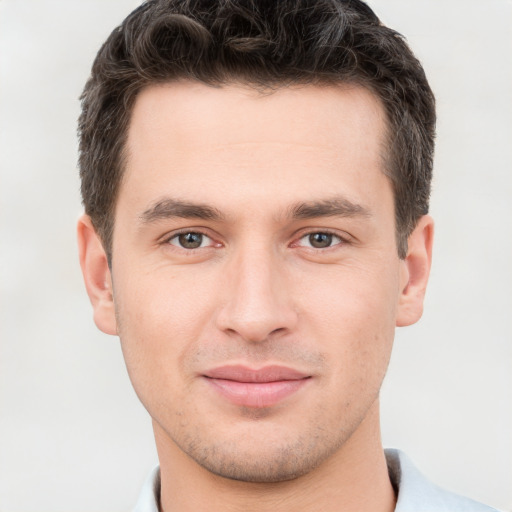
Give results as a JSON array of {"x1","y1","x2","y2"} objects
[
  {"x1": 139, "y1": 195, "x2": 371, "y2": 225},
  {"x1": 139, "y1": 198, "x2": 224, "y2": 224},
  {"x1": 289, "y1": 196, "x2": 372, "y2": 220}
]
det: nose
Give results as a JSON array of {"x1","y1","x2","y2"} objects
[{"x1": 215, "y1": 245, "x2": 298, "y2": 343}]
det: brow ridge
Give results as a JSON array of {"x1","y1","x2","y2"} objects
[
  {"x1": 140, "y1": 198, "x2": 224, "y2": 223},
  {"x1": 139, "y1": 195, "x2": 370, "y2": 225},
  {"x1": 290, "y1": 197, "x2": 371, "y2": 220}
]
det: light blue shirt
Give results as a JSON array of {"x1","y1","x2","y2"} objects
[{"x1": 133, "y1": 449, "x2": 499, "y2": 511}]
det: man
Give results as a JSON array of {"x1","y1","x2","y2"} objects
[{"x1": 76, "y1": 1, "x2": 498, "y2": 510}]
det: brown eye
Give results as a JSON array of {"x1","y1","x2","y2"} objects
[
  {"x1": 308, "y1": 232, "x2": 333, "y2": 248},
  {"x1": 169, "y1": 232, "x2": 208, "y2": 249}
]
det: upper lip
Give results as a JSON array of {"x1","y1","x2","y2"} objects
[{"x1": 203, "y1": 365, "x2": 310, "y2": 383}]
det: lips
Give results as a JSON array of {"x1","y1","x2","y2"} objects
[{"x1": 203, "y1": 365, "x2": 311, "y2": 408}]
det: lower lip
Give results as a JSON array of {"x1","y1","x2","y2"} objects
[{"x1": 205, "y1": 378, "x2": 309, "y2": 408}]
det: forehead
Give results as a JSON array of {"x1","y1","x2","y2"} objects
[
  {"x1": 127, "y1": 81, "x2": 387, "y2": 156},
  {"x1": 121, "y1": 81, "x2": 390, "y2": 216}
]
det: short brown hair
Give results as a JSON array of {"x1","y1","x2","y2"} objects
[{"x1": 78, "y1": 0, "x2": 435, "y2": 260}]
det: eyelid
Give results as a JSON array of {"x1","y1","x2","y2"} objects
[
  {"x1": 291, "y1": 228, "x2": 351, "y2": 249},
  {"x1": 161, "y1": 228, "x2": 221, "y2": 248},
  {"x1": 169, "y1": 233, "x2": 212, "y2": 249},
  {"x1": 158, "y1": 227, "x2": 351, "y2": 250}
]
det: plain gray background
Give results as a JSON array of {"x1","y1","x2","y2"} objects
[{"x1": 0, "y1": 1, "x2": 511, "y2": 511}]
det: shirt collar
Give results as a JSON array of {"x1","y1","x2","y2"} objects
[{"x1": 133, "y1": 465, "x2": 160, "y2": 512}]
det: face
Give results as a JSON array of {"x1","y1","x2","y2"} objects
[{"x1": 79, "y1": 82, "x2": 432, "y2": 483}]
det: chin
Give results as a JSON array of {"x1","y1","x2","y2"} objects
[
  {"x1": 178, "y1": 427, "x2": 343, "y2": 484},
  {"x1": 194, "y1": 451, "x2": 318, "y2": 483}
]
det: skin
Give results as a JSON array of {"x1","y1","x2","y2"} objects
[{"x1": 78, "y1": 82, "x2": 433, "y2": 512}]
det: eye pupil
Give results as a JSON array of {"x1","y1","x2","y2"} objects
[
  {"x1": 309, "y1": 233, "x2": 332, "y2": 248},
  {"x1": 178, "y1": 232, "x2": 203, "y2": 249}
]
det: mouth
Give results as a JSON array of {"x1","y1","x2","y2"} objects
[{"x1": 202, "y1": 365, "x2": 311, "y2": 408}]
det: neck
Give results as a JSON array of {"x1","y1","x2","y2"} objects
[{"x1": 154, "y1": 401, "x2": 395, "y2": 512}]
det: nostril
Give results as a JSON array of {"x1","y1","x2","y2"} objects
[{"x1": 219, "y1": 318, "x2": 293, "y2": 344}]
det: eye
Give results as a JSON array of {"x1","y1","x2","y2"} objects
[
  {"x1": 168, "y1": 232, "x2": 213, "y2": 249},
  {"x1": 298, "y1": 232, "x2": 343, "y2": 249}
]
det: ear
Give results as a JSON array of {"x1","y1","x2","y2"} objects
[
  {"x1": 396, "y1": 215, "x2": 434, "y2": 327},
  {"x1": 77, "y1": 214, "x2": 117, "y2": 335}
]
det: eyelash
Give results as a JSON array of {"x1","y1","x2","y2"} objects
[
  {"x1": 162, "y1": 229, "x2": 349, "y2": 252},
  {"x1": 163, "y1": 229, "x2": 218, "y2": 250},
  {"x1": 293, "y1": 230, "x2": 348, "y2": 250}
]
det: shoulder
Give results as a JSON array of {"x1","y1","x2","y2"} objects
[{"x1": 386, "y1": 449, "x2": 500, "y2": 512}]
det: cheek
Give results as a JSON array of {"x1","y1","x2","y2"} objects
[
  {"x1": 115, "y1": 262, "x2": 216, "y2": 334},
  {"x1": 296, "y1": 262, "x2": 399, "y2": 378},
  {"x1": 112, "y1": 267, "x2": 217, "y2": 399},
  {"x1": 297, "y1": 259, "x2": 400, "y2": 333}
]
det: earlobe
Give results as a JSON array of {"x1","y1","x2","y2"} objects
[
  {"x1": 77, "y1": 215, "x2": 117, "y2": 335},
  {"x1": 396, "y1": 215, "x2": 434, "y2": 327}
]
